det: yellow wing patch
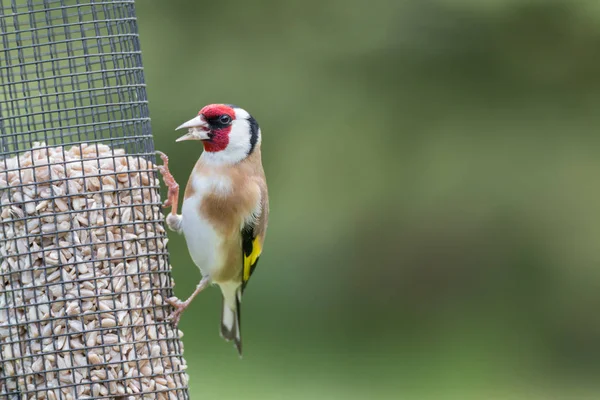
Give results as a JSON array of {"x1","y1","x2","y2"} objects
[{"x1": 243, "y1": 237, "x2": 262, "y2": 284}]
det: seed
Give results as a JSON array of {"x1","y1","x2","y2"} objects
[
  {"x1": 68, "y1": 320, "x2": 84, "y2": 333},
  {"x1": 0, "y1": 143, "x2": 189, "y2": 396},
  {"x1": 88, "y1": 353, "x2": 102, "y2": 365},
  {"x1": 154, "y1": 377, "x2": 167, "y2": 386},
  {"x1": 141, "y1": 364, "x2": 152, "y2": 377},
  {"x1": 102, "y1": 334, "x2": 119, "y2": 344},
  {"x1": 31, "y1": 357, "x2": 43, "y2": 372},
  {"x1": 35, "y1": 200, "x2": 49, "y2": 212},
  {"x1": 101, "y1": 317, "x2": 116, "y2": 328}
]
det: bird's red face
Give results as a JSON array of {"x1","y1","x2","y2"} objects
[
  {"x1": 197, "y1": 104, "x2": 236, "y2": 152},
  {"x1": 175, "y1": 103, "x2": 260, "y2": 165},
  {"x1": 175, "y1": 104, "x2": 237, "y2": 153}
]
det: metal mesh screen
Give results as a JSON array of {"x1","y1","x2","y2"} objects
[{"x1": 0, "y1": 1, "x2": 191, "y2": 399}]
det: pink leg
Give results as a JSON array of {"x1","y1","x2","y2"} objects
[
  {"x1": 155, "y1": 151, "x2": 179, "y2": 217},
  {"x1": 167, "y1": 276, "x2": 211, "y2": 326}
]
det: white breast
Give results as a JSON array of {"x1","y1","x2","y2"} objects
[{"x1": 181, "y1": 173, "x2": 232, "y2": 278}]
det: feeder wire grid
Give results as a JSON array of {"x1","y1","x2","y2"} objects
[{"x1": 0, "y1": 0, "x2": 191, "y2": 399}]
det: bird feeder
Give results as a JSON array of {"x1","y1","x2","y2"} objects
[{"x1": 0, "y1": 1, "x2": 190, "y2": 399}]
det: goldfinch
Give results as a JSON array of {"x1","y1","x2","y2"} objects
[{"x1": 156, "y1": 103, "x2": 269, "y2": 356}]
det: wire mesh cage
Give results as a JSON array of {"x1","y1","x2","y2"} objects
[{"x1": 0, "y1": 1, "x2": 191, "y2": 399}]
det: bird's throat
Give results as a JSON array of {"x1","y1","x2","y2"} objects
[{"x1": 202, "y1": 134, "x2": 229, "y2": 152}]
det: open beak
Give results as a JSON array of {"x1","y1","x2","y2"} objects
[{"x1": 175, "y1": 115, "x2": 210, "y2": 141}]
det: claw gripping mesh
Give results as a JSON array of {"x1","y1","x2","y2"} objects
[{"x1": 0, "y1": 1, "x2": 190, "y2": 399}]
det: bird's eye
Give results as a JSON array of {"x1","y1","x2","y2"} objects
[{"x1": 219, "y1": 115, "x2": 232, "y2": 124}]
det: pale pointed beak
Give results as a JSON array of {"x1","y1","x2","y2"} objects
[
  {"x1": 175, "y1": 133, "x2": 198, "y2": 142},
  {"x1": 175, "y1": 115, "x2": 210, "y2": 141}
]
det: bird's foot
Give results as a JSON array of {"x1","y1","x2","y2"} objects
[
  {"x1": 155, "y1": 151, "x2": 180, "y2": 214},
  {"x1": 165, "y1": 277, "x2": 211, "y2": 326},
  {"x1": 166, "y1": 297, "x2": 189, "y2": 327}
]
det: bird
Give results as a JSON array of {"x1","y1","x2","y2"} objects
[{"x1": 155, "y1": 103, "x2": 269, "y2": 356}]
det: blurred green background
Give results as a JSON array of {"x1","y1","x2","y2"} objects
[{"x1": 137, "y1": 0, "x2": 600, "y2": 399}]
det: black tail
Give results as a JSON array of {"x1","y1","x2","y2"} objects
[{"x1": 220, "y1": 289, "x2": 242, "y2": 356}]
